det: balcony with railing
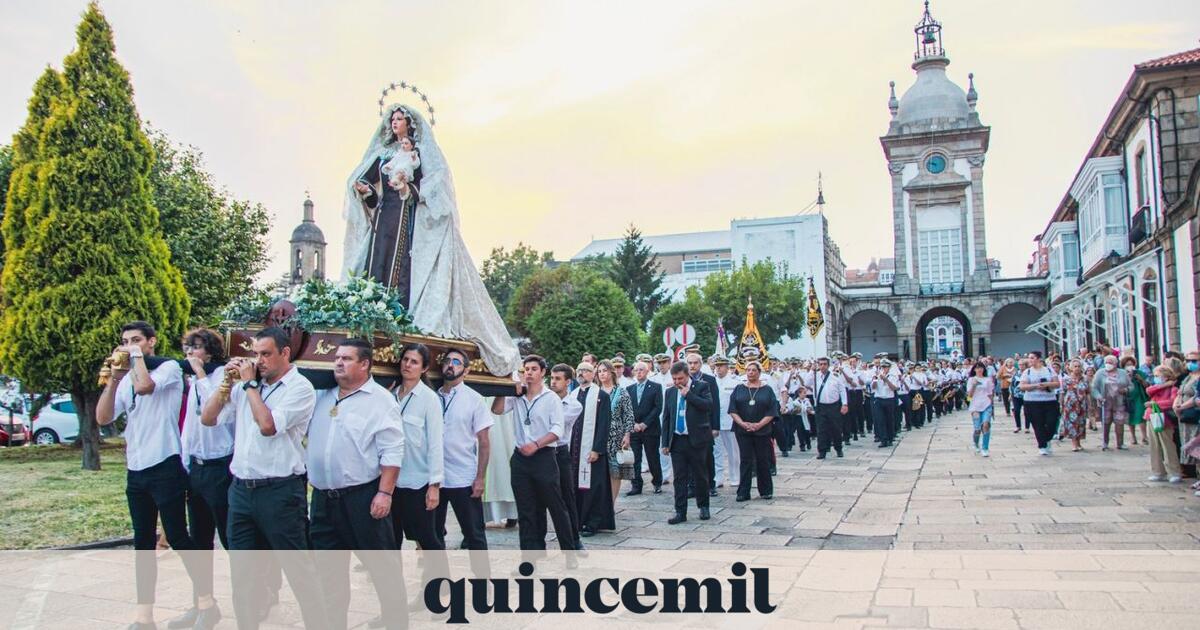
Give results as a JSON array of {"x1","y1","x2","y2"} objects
[{"x1": 1129, "y1": 205, "x2": 1150, "y2": 247}]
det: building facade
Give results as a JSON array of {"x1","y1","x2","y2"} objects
[{"x1": 1029, "y1": 47, "x2": 1200, "y2": 359}]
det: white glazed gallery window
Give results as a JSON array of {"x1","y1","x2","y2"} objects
[
  {"x1": 917, "y1": 228, "x2": 963, "y2": 284},
  {"x1": 682, "y1": 259, "x2": 733, "y2": 274}
]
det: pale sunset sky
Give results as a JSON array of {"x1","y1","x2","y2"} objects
[{"x1": 2, "y1": 1, "x2": 1197, "y2": 284}]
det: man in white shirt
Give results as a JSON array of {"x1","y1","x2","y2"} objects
[
  {"x1": 812, "y1": 357, "x2": 849, "y2": 459},
  {"x1": 841, "y1": 353, "x2": 866, "y2": 443},
  {"x1": 712, "y1": 357, "x2": 741, "y2": 488},
  {"x1": 613, "y1": 357, "x2": 635, "y2": 389},
  {"x1": 538, "y1": 363, "x2": 585, "y2": 549},
  {"x1": 97, "y1": 321, "x2": 206, "y2": 630},
  {"x1": 490, "y1": 355, "x2": 577, "y2": 551},
  {"x1": 650, "y1": 354, "x2": 674, "y2": 483},
  {"x1": 435, "y1": 348, "x2": 492, "y2": 552},
  {"x1": 390, "y1": 343, "x2": 445, "y2": 552},
  {"x1": 870, "y1": 359, "x2": 900, "y2": 448},
  {"x1": 308, "y1": 338, "x2": 406, "y2": 630},
  {"x1": 200, "y1": 326, "x2": 328, "y2": 630}
]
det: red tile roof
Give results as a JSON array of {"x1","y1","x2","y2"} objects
[{"x1": 1136, "y1": 47, "x2": 1200, "y2": 70}]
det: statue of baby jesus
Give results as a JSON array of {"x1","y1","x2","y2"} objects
[{"x1": 381, "y1": 135, "x2": 421, "y2": 196}]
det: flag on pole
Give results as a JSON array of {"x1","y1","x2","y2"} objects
[{"x1": 806, "y1": 277, "x2": 825, "y2": 339}]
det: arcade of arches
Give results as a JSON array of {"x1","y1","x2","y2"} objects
[{"x1": 841, "y1": 289, "x2": 1048, "y2": 360}]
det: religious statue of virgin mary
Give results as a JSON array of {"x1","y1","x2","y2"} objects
[{"x1": 342, "y1": 92, "x2": 519, "y2": 377}]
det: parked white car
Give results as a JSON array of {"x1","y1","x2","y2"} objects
[{"x1": 30, "y1": 396, "x2": 80, "y2": 445}]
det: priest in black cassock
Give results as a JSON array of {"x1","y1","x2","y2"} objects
[{"x1": 571, "y1": 365, "x2": 614, "y2": 536}]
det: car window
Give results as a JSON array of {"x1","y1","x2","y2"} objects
[{"x1": 53, "y1": 401, "x2": 77, "y2": 413}]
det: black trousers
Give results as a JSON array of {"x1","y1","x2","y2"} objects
[
  {"x1": 735, "y1": 432, "x2": 773, "y2": 498},
  {"x1": 777, "y1": 415, "x2": 796, "y2": 452},
  {"x1": 1024, "y1": 400, "x2": 1058, "y2": 448},
  {"x1": 126, "y1": 454, "x2": 200, "y2": 605},
  {"x1": 669, "y1": 437, "x2": 711, "y2": 514},
  {"x1": 629, "y1": 430, "x2": 662, "y2": 490},
  {"x1": 873, "y1": 398, "x2": 897, "y2": 445},
  {"x1": 533, "y1": 446, "x2": 581, "y2": 548},
  {"x1": 436, "y1": 486, "x2": 488, "y2": 550},
  {"x1": 1001, "y1": 388, "x2": 1012, "y2": 415},
  {"x1": 227, "y1": 475, "x2": 328, "y2": 630},
  {"x1": 186, "y1": 454, "x2": 232, "y2": 601},
  {"x1": 1012, "y1": 396, "x2": 1028, "y2": 429},
  {"x1": 815, "y1": 403, "x2": 844, "y2": 455},
  {"x1": 310, "y1": 479, "x2": 404, "y2": 630},
  {"x1": 844, "y1": 390, "x2": 863, "y2": 438},
  {"x1": 510, "y1": 448, "x2": 577, "y2": 551},
  {"x1": 899, "y1": 394, "x2": 914, "y2": 430},
  {"x1": 391, "y1": 485, "x2": 445, "y2": 550}
]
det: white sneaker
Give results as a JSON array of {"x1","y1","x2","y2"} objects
[
  {"x1": 1168, "y1": 476, "x2": 1183, "y2": 483},
  {"x1": 1147, "y1": 475, "x2": 1166, "y2": 482},
  {"x1": 981, "y1": 450, "x2": 989, "y2": 457},
  {"x1": 1038, "y1": 448, "x2": 1048, "y2": 456}
]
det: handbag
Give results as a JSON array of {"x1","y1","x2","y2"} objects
[
  {"x1": 615, "y1": 448, "x2": 637, "y2": 480},
  {"x1": 1148, "y1": 402, "x2": 1166, "y2": 433}
]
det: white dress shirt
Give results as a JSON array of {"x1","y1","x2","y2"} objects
[
  {"x1": 814, "y1": 370, "x2": 848, "y2": 405},
  {"x1": 394, "y1": 381, "x2": 445, "y2": 489},
  {"x1": 114, "y1": 359, "x2": 184, "y2": 471},
  {"x1": 715, "y1": 373, "x2": 742, "y2": 431},
  {"x1": 308, "y1": 379, "x2": 405, "y2": 491},
  {"x1": 180, "y1": 367, "x2": 235, "y2": 469},
  {"x1": 870, "y1": 368, "x2": 899, "y2": 399},
  {"x1": 438, "y1": 383, "x2": 494, "y2": 489},
  {"x1": 501, "y1": 388, "x2": 564, "y2": 449},
  {"x1": 225, "y1": 365, "x2": 315, "y2": 480},
  {"x1": 556, "y1": 391, "x2": 583, "y2": 447}
]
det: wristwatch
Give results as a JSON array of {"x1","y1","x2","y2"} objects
[{"x1": 242, "y1": 380, "x2": 261, "y2": 391}]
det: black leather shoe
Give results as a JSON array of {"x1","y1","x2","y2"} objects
[
  {"x1": 579, "y1": 526, "x2": 596, "y2": 537},
  {"x1": 653, "y1": 485, "x2": 662, "y2": 494},
  {"x1": 167, "y1": 608, "x2": 197, "y2": 629},
  {"x1": 668, "y1": 513, "x2": 687, "y2": 525},
  {"x1": 816, "y1": 453, "x2": 827, "y2": 460},
  {"x1": 626, "y1": 488, "x2": 643, "y2": 496},
  {"x1": 192, "y1": 606, "x2": 221, "y2": 630},
  {"x1": 736, "y1": 494, "x2": 750, "y2": 502},
  {"x1": 836, "y1": 450, "x2": 844, "y2": 458},
  {"x1": 708, "y1": 488, "x2": 718, "y2": 497},
  {"x1": 760, "y1": 494, "x2": 773, "y2": 500},
  {"x1": 699, "y1": 508, "x2": 711, "y2": 520}
]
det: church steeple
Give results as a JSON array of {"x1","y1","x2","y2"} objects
[{"x1": 289, "y1": 193, "x2": 327, "y2": 286}]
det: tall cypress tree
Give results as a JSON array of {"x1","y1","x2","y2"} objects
[
  {"x1": 2, "y1": 68, "x2": 64, "y2": 272},
  {"x1": 0, "y1": 3, "x2": 189, "y2": 470},
  {"x1": 608, "y1": 225, "x2": 667, "y2": 327}
]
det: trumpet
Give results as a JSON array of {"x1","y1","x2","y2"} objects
[{"x1": 97, "y1": 350, "x2": 131, "y2": 387}]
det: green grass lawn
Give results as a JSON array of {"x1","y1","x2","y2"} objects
[{"x1": 0, "y1": 442, "x2": 131, "y2": 549}]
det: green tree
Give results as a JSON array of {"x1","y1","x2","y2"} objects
[
  {"x1": 2, "y1": 68, "x2": 65, "y2": 276},
  {"x1": 480, "y1": 242, "x2": 552, "y2": 321},
  {"x1": 700, "y1": 259, "x2": 805, "y2": 348},
  {"x1": 0, "y1": 144, "x2": 12, "y2": 264},
  {"x1": 0, "y1": 3, "x2": 189, "y2": 470},
  {"x1": 524, "y1": 268, "x2": 641, "y2": 366},
  {"x1": 649, "y1": 287, "x2": 721, "y2": 358},
  {"x1": 506, "y1": 265, "x2": 572, "y2": 336},
  {"x1": 607, "y1": 225, "x2": 667, "y2": 327},
  {"x1": 146, "y1": 128, "x2": 271, "y2": 324}
]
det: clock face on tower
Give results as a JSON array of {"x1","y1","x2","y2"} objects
[{"x1": 926, "y1": 154, "x2": 947, "y2": 174}]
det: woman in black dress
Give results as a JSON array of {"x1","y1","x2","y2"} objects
[{"x1": 729, "y1": 361, "x2": 779, "y2": 501}]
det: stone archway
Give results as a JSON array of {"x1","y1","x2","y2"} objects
[
  {"x1": 916, "y1": 306, "x2": 972, "y2": 360},
  {"x1": 990, "y1": 303, "x2": 1043, "y2": 358},
  {"x1": 847, "y1": 309, "x2": 899, "y2": 358}
]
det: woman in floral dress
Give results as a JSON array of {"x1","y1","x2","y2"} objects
[{"x1": 1059, "y1": 359, "x2": 1089, "y2": 451}]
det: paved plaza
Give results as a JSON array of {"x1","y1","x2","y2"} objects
[{"x1": 473, "y1": 407, "x2": 1200, "y2": 551}]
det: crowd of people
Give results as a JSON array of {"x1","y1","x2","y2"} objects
[{"x1": 94, "y1": 318, "x2": 1200, "y2": 630}]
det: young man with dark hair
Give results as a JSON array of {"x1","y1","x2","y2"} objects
[
  {"x1": 97, "y1": 321, "x2": 207, "y2": 630},
  {"x1": 435, "y1": 347, "x2": 493, "y2": 552},
  {"x1": 200, "y1": 326, "x2": 328, "y2": 629},
  {"x1": 491, "y1": 355, "x2": 577, "y2": 551}
]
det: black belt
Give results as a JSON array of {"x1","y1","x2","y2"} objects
[
  {"x1": 190, "y1": 454, "x2": 232, "y2": 468},
  {"x1": 816, "y1": 401, "x2": 841, "y2": 407},
  {"x1": 314, "y1": 478, "x2": 378, "y2": 499},
  {"x1": 555, "y1": 444, "x2": 570, "y2": 452},
  {"x1": 233, "y1": 473, "x2": 304, "y2": 489}
]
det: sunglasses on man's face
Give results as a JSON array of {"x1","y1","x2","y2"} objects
[{"x1": 442, "y1": 357, "x2": 464, "y2": 367}]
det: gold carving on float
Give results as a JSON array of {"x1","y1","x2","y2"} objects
[
  {"x1": 239, "y1": 341, "x2": 253, "y2": 353},
  {"x1": 372, "y1": 345, "x2": 398, "y2": 363},
  {"x1": 468, "y1": 359, "x2": 487, "y2": 373},
  {"x1": 312, "y1": 339, "x2": 336, "y2": 356}
]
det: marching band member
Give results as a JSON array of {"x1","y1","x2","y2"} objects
[
  {"x1": 813, "y1": 357, "x2": 849, "y2": 459},
  {"x1": 712, "y1": 357, "x2": 742, "y2": 488},
  {"x1": 869, "y1": 359, "x2": 900, "y2": 448}
]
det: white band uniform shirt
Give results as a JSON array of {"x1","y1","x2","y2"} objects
[
  {"x1": 716, "y1": 374, "x2": 741, "y2": 431},
  {"x1": 113, "y1": 360, "x2": 184, "y2": 471},
  {"x1": 557, "y1": 391, "x2": 583, "y2": 447},
  {"x1": 395, "y1": 381, "x2": 445, "y2": 489},
  {"x1": 815, "y1": 371, "x2": 849, "y2": 405},
  {"x1": 872, "y1": 368, "x2": 899, "y2": 399},
  {"x1": 308, "y1": 379, "x2": 405, "y2": 490},
  {"x1": 180, "y1": 368, "x2": 236, "y2": 469},
  {"x1": 501, "y1": 389, "x2": 564, "y2": 449},
  {"x1": 223, "y1": 365, "x2": 315, "y2": 480},
  {"x1": 439, "y1": 383, "x2": 494, "y2": 489}
]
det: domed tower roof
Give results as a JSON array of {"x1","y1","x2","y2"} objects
[
  {"x1": 290, "y1": 197, "x2": 326, "y2": 245},
  {"x1": 887, "y1": 1, "x2": 981, "y2": 135}
]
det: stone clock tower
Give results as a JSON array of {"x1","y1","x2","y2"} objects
[{"x1": 881, "y1": 1, "x2": 991, "y2": 296}]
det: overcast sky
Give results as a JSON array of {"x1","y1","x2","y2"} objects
[{"x1": 2, "y1": 1, "x2": 1197, "y2": 284}]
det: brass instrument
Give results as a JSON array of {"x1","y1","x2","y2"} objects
[
  {"x1": 911, "y1": 392, "x2": 924, "y2": 411},
  {"x1": 97, "y1": 350, "x2": 131, "y2": 387},
  {"x1": 217, "y1": 359, "x2": 257, "y2": 402}
]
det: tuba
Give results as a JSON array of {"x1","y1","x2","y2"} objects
[
  {"x1": 911, "y1": 391, "x2": 924, "y2": 411},
  {"x1": 97, "y1": 350, "x2": 131, "y2": 387}
]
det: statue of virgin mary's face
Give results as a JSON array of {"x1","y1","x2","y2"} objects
[{"x1": 390, "y1": 110, "x2": 410, "y2": 139}]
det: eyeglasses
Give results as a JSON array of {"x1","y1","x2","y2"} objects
[
  {"x1": 182, "y1": 343, "x2": 205, "y2": 352},
  {"x1": 442, "y1": 358, "x2": 464, "y2": 367}
]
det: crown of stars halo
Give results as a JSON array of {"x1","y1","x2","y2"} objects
[{"x1": 378, "y1": 81, "x2": 436, "y2": 126}]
